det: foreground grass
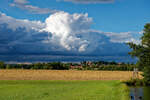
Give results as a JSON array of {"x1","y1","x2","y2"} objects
[{"x1": 0, "y1": 80, "x2": 129, "y2": 100}]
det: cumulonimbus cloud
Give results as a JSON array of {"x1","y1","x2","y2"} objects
[
  {"x1": 43, "y1": 12, "x2": 92, "y2": 51},
  {"x1": 0, "y1": 12, "x2": 141, "y2": 55}
]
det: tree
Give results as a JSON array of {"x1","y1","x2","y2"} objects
[
  {"x1": 6, "y1": 64, "x2": 11, "y2": 69},
  {"x1": 0, "y1": 61, "x2": 5, "y2": 69},
  {"x1": 33, "y1": 63, "x2": 42, "y2": 69},
  {"x1": 127, "y1": 23, "x2": 150, "y2": 84}
]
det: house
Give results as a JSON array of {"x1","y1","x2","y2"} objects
[{"x1": 70, "y1": 65, "x2": 83, "y2": 69}]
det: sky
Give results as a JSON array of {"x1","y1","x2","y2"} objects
[{"x1": 0, "y1": 0, "x2": 150, "y2": 62}]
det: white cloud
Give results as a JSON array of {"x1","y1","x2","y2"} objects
[
  {"x1": 139, "y1": 31, "x2": 144, "y2": 34},
  {"x1": 14, "y1": 0, "x2": 28, "y2": 4},
  {"x1": 0, "y1": 12, "x2": 45, "y2": 31},
  {"x1": 59, "y1": 0, "x2": 114, "y2": 4},
  {"x1": 101, "y1": 31, "x2": 140, "y2": 44},
  {"x1": 10, "y1": 0, "x2": 59, "y2": 14},
  {"x1": 43, "y1": 12, "x2": 92, "y2": 52}
]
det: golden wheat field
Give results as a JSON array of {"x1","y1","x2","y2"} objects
[{"x1": 0, "y1": 70, "x2": 142, "y2": 80}]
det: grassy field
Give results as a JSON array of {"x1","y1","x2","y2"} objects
[
  {"x1": 0, "y1": 70, "x2": 135, "y2": 100},
  {"x1": 0, "y1": 69, "x2": 141, "y2": 80},
  {"x1": 0, "y1": 80, "x2": 129, "y2": 100}
]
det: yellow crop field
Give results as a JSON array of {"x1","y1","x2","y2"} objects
[{"x1": 0, "y1": 70, "x2": 142, "y2": 80}]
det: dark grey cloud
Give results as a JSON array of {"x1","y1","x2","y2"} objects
[
  {"x1": 59, "y1": 0, "x2": 114, "y2": 4},
  {"x1": 10, "y1": 0, "x2": 59, "y2": 14}
]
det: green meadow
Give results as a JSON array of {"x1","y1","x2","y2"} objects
[{"x1": 0, "y1": 80, "x2": 129, "y2": 100}]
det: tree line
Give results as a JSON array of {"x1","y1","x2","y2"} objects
[{"x1": 0, "y1": 61, "x2": 135, "y2": 71}]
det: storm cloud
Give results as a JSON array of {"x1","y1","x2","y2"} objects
[{"x1": 0, "y1": 12, "x2": 141, "y2": 60}]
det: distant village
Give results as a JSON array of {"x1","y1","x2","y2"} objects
[{"x1": 0, "y1": 61, "x2": 135, "y2": 71}]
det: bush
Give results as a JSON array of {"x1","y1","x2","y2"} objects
[
  {"x1": 0, "y1": 61, "x2": 5, "y2": 69},
  {"x1": 143, "y1": 66, "x2": 150, "y2": 85},
  {"x1": 123, "y1": 79, "x2": 146, "y2": 86}
]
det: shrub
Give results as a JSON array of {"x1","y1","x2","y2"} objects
[{"x1": 123, "y1": 79, "x2": 145, "y2": 86}]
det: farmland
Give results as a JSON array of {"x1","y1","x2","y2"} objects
[
  {"x1": 0, "y1": 70, "x2": 139, "y2": 100},
  {"x1": 0, "y1": 70, "x2": 142, "y2": 80}
]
